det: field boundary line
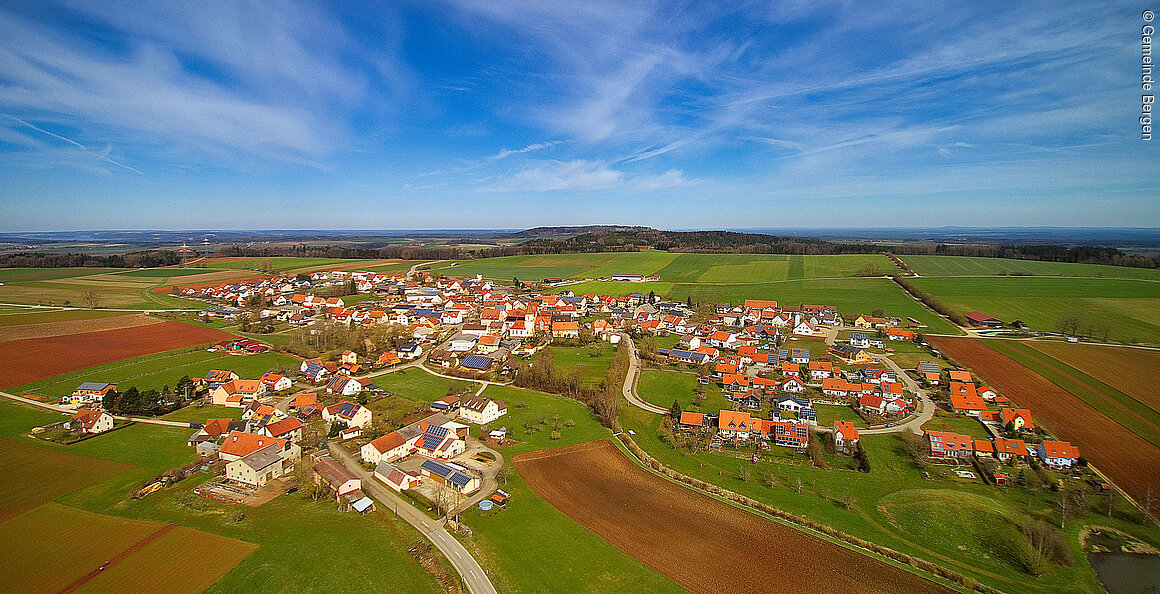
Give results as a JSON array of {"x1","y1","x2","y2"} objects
[{"x1": 56, "y1": 523, "x2": 178, "y2": 594}]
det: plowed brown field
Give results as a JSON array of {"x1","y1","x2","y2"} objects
[
  {"x1": 515, "y1": 440, "x2": 951, "y2": 594},
  {"x1": 1027, "y1": 341, "x2": 1160, "y2": 412},
  {"x1": 931, "y1": 336, "x2": 1160, "y2": 504},
  {"x1": 0, "y1": 322, "x2": 233, "y2": 388}
]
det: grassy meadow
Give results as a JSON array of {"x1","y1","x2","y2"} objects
[{"x1": 910, "y1": 276, "x2": 1160, "y2": 344}]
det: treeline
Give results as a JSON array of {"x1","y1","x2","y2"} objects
[
  {"x1": 926, "y1": 243, "x2": 1159, "y2": 268},
  {"x1": 0, "y1": 250, "x2": 180, "y2": 269}
]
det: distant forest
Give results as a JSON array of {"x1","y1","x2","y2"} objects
[{"x1": 2, "y1": 227, "x2": 1157, "y2": 269}]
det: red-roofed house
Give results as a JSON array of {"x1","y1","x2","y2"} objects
[
  {"x1": 926, "y1": 430, "x2": 972, "y2": 458},
  {"x1": 1037, "y1": 441, "x2": 1081, "y2": 468},
  {"x1": 1001, "y1": 408, "x2": 1034, "y2": 430},
  {"x1": 67, "y1": 409, "x2": 114, "y2": 434},
  {"x1": 833, "y1": 421, "x2": 859, "y2": 452}
]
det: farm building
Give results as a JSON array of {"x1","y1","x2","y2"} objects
[{"x1": 419, "y1": 459, "x2": 481, "y2": 494}]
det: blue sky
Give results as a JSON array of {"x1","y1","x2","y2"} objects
[{"x1": 0, "y1": 0, "x2": 1156, "y2": 231}]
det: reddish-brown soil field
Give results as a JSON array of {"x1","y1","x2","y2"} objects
[
  {"x1": 150, "y1": 274, "x2": 270, "y2": 294},
  {"x1": 0, "y1": 321, "x2": 233, "y2": 388},
  {"x1": 515, "y1": 440, "x2": 951, "y2": 594},
  {"x1": 931, "y1": 336, "x2": 1160, "y2": 504},
  {"x1": 1027, "y1": 341, "x2": 1160, "y2": 412}
]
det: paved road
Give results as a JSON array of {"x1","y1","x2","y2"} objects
[
  {"x1": 0, "y1": 302, "x2": 198, "y2": 313},
  {"x1": 327, "y1": 442, "x2": 498, "y2": 594},
  {"x1": 0, "y1": 390, "x2": 197, "y2": 428},
  {"x1": 616, "y1": 333, "x2": 670, "y2": 415}
]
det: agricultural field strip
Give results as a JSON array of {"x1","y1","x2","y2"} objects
[
  {"x1": 983, "y1": 341, "x2": 1160, "y2": 447},
  {"x1": 931, "y1": 336, "x2": 1160, "y2": 505},
  {"x1": 1026, "y1": 341, "x2": 1160, "y2": 410},
  {"x1": 515, "y1": 440, "x2": 953, "y2": 594}
]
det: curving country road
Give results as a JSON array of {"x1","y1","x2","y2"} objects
[
  {"x1": 616, "y1": 333, "x2": 669, "y2": 415},
  {"x1": 617, "y1": 326, "x2": 933, "y2": 435},
  {"x1": 326, "y1": 442, "x2": 498, "y2": 594}
]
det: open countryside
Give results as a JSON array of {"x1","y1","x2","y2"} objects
[{"x1": 0, "y1": 238, "x2": 1155, "y2": 593}]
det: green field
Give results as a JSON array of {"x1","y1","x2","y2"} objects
[
  {"x1": 921, "y1": 409, "x2": 992, "y2": 440},
  {"x1": 814, "y1": 404, "x2": 866, "y2": 427},
  {"x1": 364, "y1": 367, "x2": 477, "y2": 422},
  {"x1": 12, "y1": 347, "x2": 299, "y2": 400},
  {"x1": 456, "y1": 384, "x2": 683, "y2": 592},
  {"x1": 901, "y1": 255, "x2": 1160, "y2": 279},
  {"x1": 617, "y1": 404, "x2": 1159, "y2": 594},
  {"x1": 0, "y1": 308, "x2": 133, "y2": 326},
  {"x1": 531, "y1": 344, "x2": 617, "y2": 390},
  {"x1": 435, "y1": 252, "x2": 898, "y2": 285},
  {"x1": 911, "y1": 276, "x2": 1160, "y2": 344},
  {"x1": 161, "y1": 404, "x2": 245, "y2": 423},
  {"x1": 638, "y1": 368, "x2": 732, "y2": 413},
  {"x1": 199, "y1": 257, "x2": 363, "y2": 272},
  {"x1": 0, "y1": 268, "x2": 205, "y2": 310}
]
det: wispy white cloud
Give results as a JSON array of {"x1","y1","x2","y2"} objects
[
  {"x1": 480, "y1": 159, "x2": 692, "y2": 193},
  {"x1": 491, "y1": 140, "x2": 561, "y2": 161}
]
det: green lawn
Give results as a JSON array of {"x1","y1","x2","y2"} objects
[
  {"x1": 910, "y1": 276, "x2": 1160, "y2": 344},
  {"x1": 617, "y1": 403, "x2": 1159, "y2": 594},
  {"x1": 13, "y1": 348, "x2": 299, "y2": 401},
  {"x1": 637, "y1": 368, "x2": 732, "y2": 413},
  {"x1": 161, "y1": 403, "x2": 245, "y2": 423},
  {"x1": 370, "y1": 367, "x2": 477, "y2": 403},
  {"x1": 475, "y1": 384, "x2": 609, "y2": 451},
  {"x1": 901, "y1": 255, "x2": 1160, "y2": 280},
  {"x1": 532, "y1": 344, "x2": 616, "y2": 391},
  {"x1": 883, "y1": 339, "x2": 935, "y2": 370},
  {"x1": 814, "y1": 404, "x2": 866, "y2": 427},
  {"x1": 920, "y1": 409, "x2": 992, "y2": 440}
]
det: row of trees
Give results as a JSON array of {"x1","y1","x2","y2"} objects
[
  {"x1": 101, "y1": 376, "x2": 196, "y2": 416},
  {"x1": 0, "y1": 250, "x2": 181, "y2": 269}
]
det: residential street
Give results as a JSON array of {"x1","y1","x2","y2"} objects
[{"x1": 327, "y1": 441, "x2": 498, "y2": 594}]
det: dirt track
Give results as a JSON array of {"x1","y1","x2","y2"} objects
[
  {"x1": 0, "y1": 322, "x2": 234, "y2": 388},
  {"x1": 931, "y1": 337, "x2": 1160, "y2": 504},
  {"x1": 0, "y1": 313, "x2": 162, "y2": 343},
  {"x1": 515, "y1": 440, "x2": 951, "y2": 594}
]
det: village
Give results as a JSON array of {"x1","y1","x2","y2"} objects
[{"x1": 40, "y1": 264, "x2": 1095, "y2": 526}]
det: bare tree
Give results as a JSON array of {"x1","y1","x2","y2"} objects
[
  {"x1": 81, "y1": 288, "x2": 101, "y2": 308},
  {"x1": 795, "y1": 477, "x2": 803, "y2": 494}
]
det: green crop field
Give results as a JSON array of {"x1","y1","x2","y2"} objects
[
  {"x1": 0, "y1": 308, "x2": 133, "y2": 326},
  {"x1": 910, "y1": 276, "x2": 1160, "y2": 344},
  {"x1": 901, "y1": 255, "x2": 1160, "y2": 279},
  {"x1": 0, "y1": 267, "x2": 205, "y2": 310},
  {"x1": 617, "y1": 404, "x2": 1160, "y2": 594},
  {"x1": 12, "y1": 347, "x2": 298, "y2": 401}
]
